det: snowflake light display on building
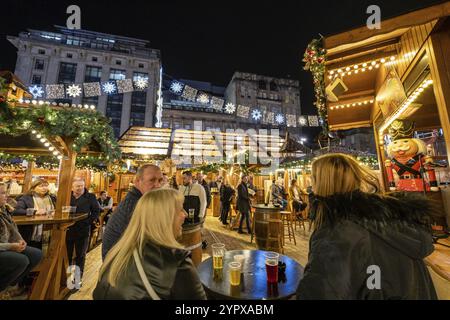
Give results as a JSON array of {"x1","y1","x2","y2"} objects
[
  {"x1": 116, "y1": 79, "x2": 134, "y2": 93},
  {"x1": 134, "y1": 77, "x2": 148, "y2": 90},
  {"x1": 102, "y1": 82, "x2": 117, "y2": 95},
  {"x1": 308, "y1": 115, "x2": 319, "y2": 127},
  {"x1": 170, "y1": 81, "x2": 184, "y2": 94},
  {"x1": 197, "y1": 93, "x2": 210, "y2": 104},
  {"x1": 83, "y1": 82, "x2": 102, "y2": 97},
  {"x1": 66, "y1": 84, "x2": 82, "y2": 98},
  {"x1": 275, "y1": 113, "x2": 285, "y2": 125},
  {"x1": 266, "y1": 112, "x2": 275, "y2": 124},
  {"x1": 29, "y1": 85, "x2": 44, "y2": 99},
  {"x1": 236, "y1": 105, "x2": 250, "y2": 118},
  {"x1": 298, "y1": 116, "x2": 308, "y2": 126},
  {"x1": 181, "y1": 86, "x2": 198, "y2": 102},
  {"x1": 46, "y1": 84, "x2": 65, "y2": 99},
  {"x1": 286, "y1": 114, "x2": 297, "y2": 127},
  {"x1": 210, "y1": 96, "x2": 224, "y2": 111},
  {"x1": 251, "y1": 109, "x2": 262, "y2": 121},
  {"x1": 224, "y1": 102, "x2": 236, "y2": 114}
]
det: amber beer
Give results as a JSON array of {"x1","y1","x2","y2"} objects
[
  {"x1": 265, "y1": 252, "x2": 279, "y2": 284},
  {"x1": 213, "y1": 255, "x2": 223, "y2": 270},
  {"x1": 229, "y1": 262, "x2": 241, "y2": 286}
]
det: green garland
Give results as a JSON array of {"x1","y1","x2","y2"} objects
[
  {"x1": 0, "y1": 79, "x2": 121, "y2": 161},
  {"x1": 303, "y1": 38, "x2": 328, "y2": 134},
  {"x1": 0, "y1": 152, "x2": 111, "y2": 172}
]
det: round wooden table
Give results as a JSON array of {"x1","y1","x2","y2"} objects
[{"x1": 198, "y1": 250, "x2": 303, "y2": 300}]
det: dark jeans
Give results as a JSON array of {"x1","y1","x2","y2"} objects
[
  {"x1": 0, "y1": 246, "x2": 42, "y2": 291},
  {"x1": 66, "y1": 235, "x2": 90, "y2": 276},
  {"x1": 239, "y1": 210, "x2": 251, "y2": 233},
  {"x1": 220, "y1": 201, "x2": 231, "y2": 224}
]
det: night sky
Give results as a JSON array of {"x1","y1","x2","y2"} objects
[{"x1": 0, "y1": 0, "x2": 446, "y2": 116}]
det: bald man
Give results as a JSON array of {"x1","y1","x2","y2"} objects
[{"x1": 102, "y1": 164, "x2": 163, "y2": 260}]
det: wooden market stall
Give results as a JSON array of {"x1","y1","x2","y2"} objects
[
  {"x1": 0, "y1": 73, "x2": 120, "y2": 299},
  {"x1": 318, "y1": 1, "x2": 450, "y2": 299}
]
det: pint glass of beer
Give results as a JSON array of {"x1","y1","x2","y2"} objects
[
  {"x1": 212, "y1": 243, "x2": 226, "y2": 271},
  {"x1": 229, "y1": 262, "x2": 241, "y2": 286},
  {"x1": 265, "y1": 252, "x2": 279, "y2": 283}
]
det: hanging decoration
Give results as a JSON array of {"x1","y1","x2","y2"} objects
[
  {"x1": 102, "y1": 81, "x2": 117, "y2": 95},
  {"x1": 46, "y1": 84, "x2": 65, "y2": 99},
  {"x1": 224, "y1": 102, "x2": 236, "y2": 114},
  {"x1": 210, "y1": 96, "x2": 225, "y2": 111},
  {"x1": 251, "y1": 109, "x2": 262, "y2": 121},
  {"x1": 83, "y1": 82, "x2": 102, "y2": 97},
  {"x1": 197, "y1": 92, "x2": 210, "y2": 104},
  {"x1": 275, "y1": 113, "x2": 285, "y2": 125},
  {"x1": 236, "y1": 105, "x2": 250, "y2": 118},
  {"x1": 66, "y1": 84, "x2": 82, "y2": 98},
  {"x1": 170, "y1": 81, "x2": 184, "y2": 94},
  {"x1": 29, "y1": 85, "x2": 44, "y2": 99},
  {"x1": 134, "y1": 76, "x2": 149, "y2": 90},
  {"x1": 116, "y1": 79, "x2": 134, "y2": 94},
  {"x1": 286, "y1": 114, "x2": 297, "y2": 127},
  {"x1": 303, "y1": 37, "x2": 328, "y2": 133},
  {"x1": 308, "y1": 115, "x2": 319, "y2": 127}
]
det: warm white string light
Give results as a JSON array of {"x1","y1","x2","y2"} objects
[
  {"x1": 328, "y1": 56, "x2": 396, "y2": 79},
  {"x1": 17, "y1": 99, "x2": 96, "y2": 111},
  {"x1": 330, "y1": 99, "x2": 374, "y2": 110},
  {"x1": 378, "y1": 78, "x2": 433, "y2": 136}
]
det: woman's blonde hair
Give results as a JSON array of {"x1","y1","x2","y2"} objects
[
  {"x1": 311, "y1": 153, "x2": 380, "y2": 229},
  {"x1": 99, "y1": 188, "x2": 185, "y2": 287}
]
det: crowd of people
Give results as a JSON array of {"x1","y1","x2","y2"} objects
[{"x1": 0, "y1": 153, "x2": 438, "y2": 300}]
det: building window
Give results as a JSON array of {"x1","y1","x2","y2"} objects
[
  {"x1": 84, "y1": 66, "x2": 102, "y2": 82},
  {"x1": 162, "y1": 121, "x2": 170, "y2": 128},
  {"x1": 31, "y1": 75, "x2": 42, "y2": 84},
  {"x1": 130, "y1": 72, "x2": 148, "y2": 127},
  {"x1": 106, "y1": 94, "x2": 124, "y2": 137},
  {"x1": 92, "y1": 57, "x2": 98, "y2": 62},
  {"x1": 115, "y1": 60, "x2": 122, "y2": 65},
  {"x1": 38, "y1": 49, "x2": 45, "y2": 55},
  {"x1": 270, "y1": 81, "x2": 278, "y2": 91},
  {"x1": 57, "y1": 62, "x2": 77, "y2": 84},
  {"x1": 109, "y1": 69, "x2": 126, "y2": 81},
  {"x1": 258, "y1": 80, "x2": 267, "y2": 90},
  {"x1": 34, "y1": 59, "x2": 44, "y2": 70},
  {"x1": 138, "y1": 63, "x2": 144, "y2": 68},
  {"x1": 67, "y1": 53, "x2": 73, "y2": 58}
]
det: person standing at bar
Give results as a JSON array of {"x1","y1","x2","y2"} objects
[
  {"x1": 196, "y1": 172, "x2": 211, "y2": 210},
  {"x1": 219, "y1": 179, "x2": 234, "y2": 225},
  {"x1": 179, "y1": 171, "x2": 206, "y2": 224},
  {"x1": 237, "y1": 175, "x2": 252, "y2": 234},
  {"x1": 102, "y1": 164, "x2": 163, "y2": 260},
  {"x1": 66, "y1": 178, "x2": 100, "y2": 286}
]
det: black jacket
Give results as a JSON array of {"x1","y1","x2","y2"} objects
[
  {"x1": 102, "y1": 187, "x2": 142, "y2": 260},
  {"x1": 13, "y1": 193, "x2": 57, "y2": 216},
  {"x1": 200, "y1": 180, "x2": 211, "y2": 208},
  {"x1": 296, "y1": 191, "x2": 437, "y2": 300},
  {"x1": 220, "y1": 185, "x2": 235, "y2": 204},
  {"x1": 67, "y1": 189, "x2": 101, "y2": 240},
  {"x1": 236, "y1": 182, "x2": 251, "y2": 213},
  {"x1": 93, "y1": 241, "x2": 207, "y2": 300}
]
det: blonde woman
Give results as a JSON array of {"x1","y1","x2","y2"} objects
[
  {"x1": 93, "y1": 188, "x2": 206, "y2": 300},
  {"x1": 296, "y1": 153, "x2": 437, "y2": 300}
]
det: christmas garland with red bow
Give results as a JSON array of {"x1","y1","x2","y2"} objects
[{"x1": 303, "y1": 38, "x2": 328, "y2": 134}]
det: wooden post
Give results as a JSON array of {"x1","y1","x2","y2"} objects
[
  {"x1": 22, "y1": 161, "x2": 34, "y2": 193},
  {"x1": 54, "y1": 137, "x2": 77, "y2": 218}
]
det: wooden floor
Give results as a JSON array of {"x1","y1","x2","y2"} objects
[{"x1": 68, "y1": 215, "x2": 312, "y2": 300}]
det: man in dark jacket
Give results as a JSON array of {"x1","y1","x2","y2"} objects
[
  {"x1": 102, "y1": 164, "x2": 163, "y2": 260},
  {"x1": 296, "y1": 191, "x2": 437, "y2": 300},
  {"x1": 67, "y1": 178, "x2": 100, "y2": 282},
  {"x1": 196, "y1": 173, "x2": 211, "y2": 209},
  {"x1": 219, "y1": 180, "x2": 235, "y2": 225},
  {"x1": 236, "y1": 175, "x2": 252, "y2": 234}
]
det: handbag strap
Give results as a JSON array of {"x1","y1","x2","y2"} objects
[{"x1": 133, "y1": 249, "x2": 161, "y2": 300}]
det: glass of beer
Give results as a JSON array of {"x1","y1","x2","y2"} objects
[
  {"x1": 229, "y1": 262, "x2": 241, "y2": 286},
  {"x1": 188, "y1": 209, "x2": 195, "y2": 223},
  {"x1": 265, "y1": 252, "x2": 279, "y2": 283},
  {"x1": 212, "y1": 243, "x2": 226, "y2": 271}
]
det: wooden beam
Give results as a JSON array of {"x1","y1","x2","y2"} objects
[
  {"x1": 324, "y1": 2, "x2": 450, "y2": 50},
  {"x1": 22, "y1": 161, "x2": 34, "y2": 193},
  {"x1": 54, "y1": 137, "x2": 76, "y2": 218}
]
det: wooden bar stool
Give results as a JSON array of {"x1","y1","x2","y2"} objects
[{"x1": 281, "y1": 211, "x2": 296, "y2": 245}]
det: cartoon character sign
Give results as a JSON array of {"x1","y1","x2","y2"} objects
[{"x1": 385, "y1": 120, "x2": 439, "y2": 192}]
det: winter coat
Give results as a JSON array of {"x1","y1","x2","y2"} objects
[
  {"x1": 13, "y1": 193, "x2": 57, "y2": 216},
  {"x1": 102, "y1": 187, "x2": 142, "y2": 260},
  {"x1": 296, "y1": 191, "x2": 437, "y2": 300},
  {"x1": 67, "y1": 189, "x2": 101, "y2": 240},
  {"x1": 93, "y1": 241, "x2": 207, "y2": 300},
  {"x1": 0, "y1": 204, "x2": 23, "y2": 251},
  {"x1": 236, "y1": 182, "x2": 251, "y2": 213}
]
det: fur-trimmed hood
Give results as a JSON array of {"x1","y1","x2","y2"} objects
[{"x1": 313, "y1": 191, "x2": 435, "y2": 259}]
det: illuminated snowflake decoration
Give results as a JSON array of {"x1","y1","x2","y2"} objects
[
  {"x1": 66, "y1": 84, "x2": 82, "y2": 98},
  {"x1": 224, "y1": 102, "x2": 236, "y2": 114},
  {"x1": 275, "y1": 113, "x2": 285, "y2": 125},
  {"x1": 134, "y1": 77, "x2": 148, "y2": 90},
  {"x1": 29, "y1": 85, "x2": 44, "y2": 99},
  {"x1": 102, "y1": 82, "x2": 117, "y2": 95},
  {"x1": 197, "y1": 93, "x2": 210, "y2": 104},
  {"x1": 298, "y1": 116, "x2": 308, "y2": 126},
  {"x1": 251, "y1": 109, "x2": 262, "y2": 121},
  {"x1": 170, "y1": 81, "x2": 183, "y2": 94}
]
